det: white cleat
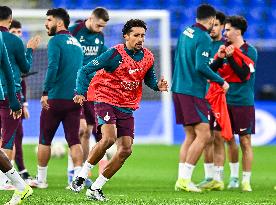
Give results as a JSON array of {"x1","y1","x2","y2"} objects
[{"x1": 29, "y1": 178, "x2": 48, "y2": 189}]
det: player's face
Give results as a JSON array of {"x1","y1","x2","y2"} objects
[
  {"x1": 210, "y1": 19, "x2": 223, "y2": 40},
  {"x1": 10, "y1": 28, "x2": 22, "y2": 37},
  {"x1": 124, "y1": 27, "x2": 145, "y2": 51},
  {"x1": 224, "y1": 23, "x2": 238, "y2": 44},
  {"x1": 45, "y1": 15, "x2": 58, "y2": 36},
  {"x1": 89, "y1": 16, "x2": 107, "y2": 33},
  {"x1": 206, "y1": 17, "x2": 215, "y2": 33}
]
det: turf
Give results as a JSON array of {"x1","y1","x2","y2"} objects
[{"x1": 1, "y1": 145, "x2": 276, "y2": 205}]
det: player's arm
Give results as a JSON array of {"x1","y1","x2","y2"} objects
[
  {"x1": 14, "y1": 37, "x2": 32, "y2": 74},
  {"x1": 76, "y1": 48, "x2": 117, "y2": 95},
  {"x1": 227, "y1": 57, "x2": 250, "y2": 81},
  {"x1": 43, "y1": 38, "x2": 60, "y2": 96},
  {"x1": 1, "y1": 43, "x2": 21, "y2": 112},
  {"x1": 195, "y1": 36, "x2": 225, "y2": 85},
  {"x1": 144, "y1": 65, "x2": 159, "y2": 91}
]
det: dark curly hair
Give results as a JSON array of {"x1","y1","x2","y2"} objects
[
  {"x1": 122, "y1": 19, "x2": 147, "y2": 36},
  {"x1": 46, "y1": 8, "x2": 70, "y2": 29}
]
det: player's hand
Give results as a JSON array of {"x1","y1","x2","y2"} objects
[
  {"x1": 23, "y1": 106, "x2": 30, "y2": 119},
  {"x1": 217, "y1": 45, "x2": 226, "y2": 58},
  {"x1": 40, "y1": 96, "x2": 49, "y2": 110},
  {"x1": 225, "y1": 45, "x2": 234, "y2": 57},
  {"x1": 157, "y1": 76, "x2": 168, "y2": 92},
  {"x1": 73, "y1": 95, "x2": 86, "y2": 106},
  {"x1": 222, "y1": 81, "x2": 229, "y2": 92},
  {"x1": 10, "y1": 109, "x2": 22, "y2": 119},
  {"x1": 27, "y1": 35, "x2": 41, "y2": 50}
]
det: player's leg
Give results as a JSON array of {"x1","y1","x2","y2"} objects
[
  {"x1": 239, "y1": 134, "x2": 253, "y2": 191},
  {"x1": 230, "y1": 105, "x2": 255, "y2": 191},
  {"x1": 203, "y1": 130, "x2": 225, "y2": 191},
  {"x1": 86, "y1": 108, "x2": 134, "y2": 201},
  {"x1": 62, "y1": 102, "x2": 83, "y2": 181},
  {"x1": 174, "y1": 94, "x2": 209, "y2": 192},
  {"x1": 14, "y1": 118, "x2": 32, "y2": 182},
  {"x1": 0, "y1": 149, "x2": 33, "y2": 205},
  {"x1": 226, "y1": 137, "x2": 239, "y2": 189},
  {"x1": 30, "y1": 101, "x2": 61, "y2": 188},
  {"x1": 0, "y1": 102, "x2": 20, "y2": 190},
  {"x1": 70, "y1": 103, "x2": 117, "y2": 193}
]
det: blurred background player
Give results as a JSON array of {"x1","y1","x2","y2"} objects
[
  {"x1": 172, "y1": 4, "x2": 229, "y2": 193},
  {"x1": 70, "y1": 19, "x2": 168, "y2": 201},
  {"x1": 0, "y1": 30, "x2": 32, "y2": 205},
  {"x1": 9, "y1": 19, "x2": 33, "y2": 183},
  {"x1": 197, "y1": 11, "x2": 240, "y2": 190},
  {"x1": 218, "y1": 16, "x2": 257, "y2": 191},
  {"x1": 67, "y1": 7, "x2": 110, "y2": 187},
  {"x1": 30, "y1": 8, "x2": 84, "y2": 189},
  {"x1": 0, "y1": 6, "x2": 40, "y2": 190}
]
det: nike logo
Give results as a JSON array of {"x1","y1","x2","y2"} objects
[
  {"x1": 21, "y1": 190, "x2": 29, "y2": 200},
  {"x1": 240, "y1": 128, "x2": 247, "y2": 131}
]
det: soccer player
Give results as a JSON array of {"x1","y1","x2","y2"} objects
[
  {"x1": 30, "y1": 8, "x2": 84, "y2": 188},
  {"x1": 212, "y1": 16, "x2": 257, "y2": 191},
  {"x1": 172, "y1": 4, "x2": 229, "y2": 192},
  {"x1": 70, "y1": 19, "x2": 168, "y2": 201},
  {"x1": 0, "y1": 31, "x2": 33, "y2": 205},
  {"x1": 67, "y1": 7, "x2": 109, "y2": 186},
  {"x1": 0, "y1": 6, "x2": 40, "y2": 189},
  {"x1": 9, "y1": 19, "x2": 33, "y2": 182},
  {"x1": 197, "y1": 11, "x2": 240, "y2": 190}
]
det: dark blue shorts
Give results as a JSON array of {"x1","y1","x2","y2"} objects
[
  {"x1": 227, "y1": 105, "x2": 255, "y2": 136},
  {"x1": 39, "y1": 99, "x2": 81, "y2": 147},
  {"x1": 173, "y1": 93, "x2": 209, "y2": 126},
  {"x1": 94, "y1": 102, "x2": 134, "y2": 138}
]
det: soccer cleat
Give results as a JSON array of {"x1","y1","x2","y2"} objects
[
  {"x1": 242, "y1": 182, "x2": 252, "y2": 192},
  {"x1": 29, "y1": 178, "x2": 48, "y2": 189},
  {"x1": 20, "y1": 172, "x2": 33, "y2": 185},
  {"x1": 175, "y1": 178, "x2": 201, "y2": 193},
  {"x1": 227, "y1": 177, "x2": 239, "y2": 189},
  {"x1": 86, "y1": 188, "x2": 107, "y2": 201},
  {"x1": 4, "y1": 185, "x2": 33, "y2": 205},
  {"x1": 200, "y1": 180, "x2": 224, "y2": 191},
  {"x1": 69, "y1": 177, "x2": 85, "y2": 193},
  {"x1": 0, "y1": 181, "x2": 15, "y2": 191},
  {"x1": 197, "y1": 178, "x2": 213, "y2": 189}
]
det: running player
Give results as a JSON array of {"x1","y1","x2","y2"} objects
[
  {"x1": 67, "y1": 7, "x2": 109, "y2": 186},
  {"x1": 172, "y1": 4, "x2": 229, "y2": 192},
  {"x1": 197, "y1": 11, "x2": 240, "y2": 190},
  {"x1": 70, "y1": 19, "x2": 168, "y2": 201},
  {"x1": 30, "y1": 8, "x2": 84, "y2": 189}
]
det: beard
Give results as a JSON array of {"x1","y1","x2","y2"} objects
[{"x1": 47, "y1": 25, "x2": 57, "y2": 36}]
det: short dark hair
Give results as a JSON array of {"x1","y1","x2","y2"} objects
[
  {"x1": 46, "y1": 8, "x2": 70, "y2": 29},
  {"x1": 122, "y1": 19, "x2": 147, "y2": 35},
  {"x1": 216, "y1": 11, "x2": 226, "y2": 25},
  {"x1": 196, "y1": 4, "x2": 216, "y2": 20},
  {"x1": 92, "y1": 7, "x2": 109, "y2": 22},
  {"x1": 0, "y1": 6, "x2": 12, "y2": 20},
  {"x1": 225, "y1": 15, "x2": 247, "y2": 35},
  {"x1": 10, "y1": 19, "x2": 21, "y2": 29}
]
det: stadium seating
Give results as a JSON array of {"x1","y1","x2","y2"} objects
[{"x1": 52, "y1": 0, "x2": 275, "y2": 39}]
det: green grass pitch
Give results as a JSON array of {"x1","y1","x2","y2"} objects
[{"x1": 1, "y1": 145, "x2": 276, "y2": 204}]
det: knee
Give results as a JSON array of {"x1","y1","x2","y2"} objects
[
  {"x1": 118, "y1": 147, "x2": 132, "y2": 161},
  {"x1": 240, "y1": 138, "x2": 251, "y2": 151},
  {"x1": 100, "y1": 137, "x2": 116, "y2": 149}
]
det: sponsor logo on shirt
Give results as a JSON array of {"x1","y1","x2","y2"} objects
[
  {"x1": 82, "y1": 46, "x2": 99, "y2": 56},
  {"x1": 128, "y1": 67, "x2": 142, "y2": 74},
  {"x1": 183, "y1": 27, "x2": 194, "y2": 38},
  {"x1": 67, "y1": 37, "x2": 81, "y2": 48}
]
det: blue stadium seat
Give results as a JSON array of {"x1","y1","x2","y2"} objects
[{"x1": 53, "y1": 0, "x2": 74, "y2": 8}]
